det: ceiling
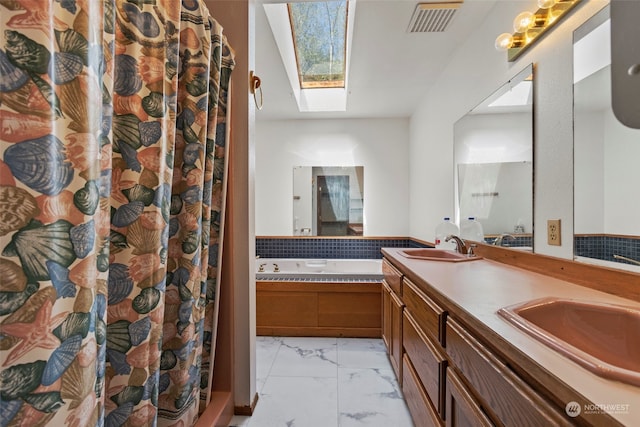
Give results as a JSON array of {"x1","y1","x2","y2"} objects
[{"x1": 255, "y1": 0, "x2": 498, "y2": 121}]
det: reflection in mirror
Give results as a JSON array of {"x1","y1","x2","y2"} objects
[
  {"x1": 610, "y1": 0, "x2": 640, "y2": 129},
  {"x1": 573, "y1": 6, "x2": 640, "y2": 272},
  {"x1": 293, "y1": 166, "x2": 364, "y2": 236},
  {"x1": 454, "y1": 64, "x2": 534, "y2": 250}
]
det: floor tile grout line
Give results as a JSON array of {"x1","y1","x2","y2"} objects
[
  {"x1": 262, "y1": 337, "x2": 282, "y2": 387},
  {"x1": 336, "y1": 337, "x2": 342, "y2": 426}
]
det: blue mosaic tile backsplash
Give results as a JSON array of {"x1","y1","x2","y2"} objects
[
  {"x1": 256, "y1": 238, "x2": 427, "y2": 259},
  {"x1": 575, "y1": 235, "x2": 640, "y2": 266},
  {"x1": 257, "y1": 235, "x2": 639, "y2": 264}
]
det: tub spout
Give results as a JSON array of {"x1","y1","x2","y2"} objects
[
  {"x1": 613, "y1": 254, "x2": 640, "y2": 266},
  {"x1": 494, "y1": 234, "x2": 516, "y2": 246}
]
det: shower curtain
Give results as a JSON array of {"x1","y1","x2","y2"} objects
[{"x1": 0, "y1": 1, "x2": 234, "y2": 426}]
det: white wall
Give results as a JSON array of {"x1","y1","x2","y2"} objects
[
  {"x1": 255, "y1": 118, "x2": 410, "y2": 236},
  {"x1": 575, "y1": 107, "x2": 640, "y2": 236},
  {"x1": 574, "y1": 111, "x2": 605, "y2": 234},
  {"x1": 409, "y1": 0, "x2": 610, "y2": 258},
  {"x1": 454, "y1": 113, "x2": 532, "y2": 165},
  {"x1": 458, "y1": 162, "x2": 532, "y2": 235},
  {"x1": 454, "y1": 112, "x2": 533, "y2": 233},
  {"x1": 292, "y1": 166, "x2": 313, "y2": 234}
]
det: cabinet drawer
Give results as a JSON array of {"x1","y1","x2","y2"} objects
[
  {"x1": 402, "y1": 354, "x2": 443, "y2": 427},
  {"x1": 403, "y1": 311, "x2": 447, "y2": 419},
  {"x1": 403, "y1": 278, "x2": 446, "y2": 346},
  {"x1": 383, "y1": 259, "x2": 403, "y2": 295},
  {"x1": 446, "y1": 319, "x2": 571, "y2": 427}
]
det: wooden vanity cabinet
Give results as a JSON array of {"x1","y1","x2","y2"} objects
[
  {"x1": 382, "y1": 260, "x2": 404, "y2": 381},
  {"x1": 382, "y1": 256, "x2": 577, "y2": 427},
  {"x1": 446, "y1": 319, "x2": 571, "y2": 427},
  {"x1": 402, "y1": 278, "x2": 447, "y2": 422}
]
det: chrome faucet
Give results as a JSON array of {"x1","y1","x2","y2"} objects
[
  {"x1": 445, "y1": 235, "x2": 468, "y2": 255},
  {"x1": 494, "y1": 234, "x2": 516, "y2": 246}
]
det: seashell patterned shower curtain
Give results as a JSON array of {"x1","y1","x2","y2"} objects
[{"x1": 0, "y1": 1, "x2": 235, "y2": 426}]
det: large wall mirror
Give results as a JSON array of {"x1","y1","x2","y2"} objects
[
  {"x1": 293, "y1": 166, "x2": 364, "y2": 236},
  {"x1": 573, "y1": 6, "x2": 640, "y2": 272},
  {"x1": 454, "y1": 64, "x2": 534, "y2": 249}
]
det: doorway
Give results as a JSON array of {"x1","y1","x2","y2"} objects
[{"x1": 317, "y1": 175, "x2": 349, "y2": 235}]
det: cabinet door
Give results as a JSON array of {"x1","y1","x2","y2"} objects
[
  {"x1": 382, "y1": 280, "x2": 403, "y2": 382},
  {"x1": 382, "y1": 282, "x2": 392, "y2": 351},
  {"x1": 390, "y1": 287, "x2": 404, "y2": 381},
  {"x1": 403, "y1": 354, "x2": 443, "y2": 427},
  {"x1": 446, "y1": 367, "x2": 493, "y2": 427}
]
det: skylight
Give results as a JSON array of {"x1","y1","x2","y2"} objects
[
  {"x1": 288, "y1": 1, "x2": 348, "y2": 89},
  {"x1": 264, "y1": 1, "x2": 355, "y2": 112},
  {"x1": 487, "y1": 80, "x2": 532, "y2": 108}
]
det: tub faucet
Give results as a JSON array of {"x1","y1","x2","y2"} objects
[
  {"x1": 613, "y1": 254, "x2": 640, "y2": 266},
  {"x1": 445, "y1": 235, "x2": 468, "y2": 255},
  {"x1": 258, "y1": 263, "x2": 266, "y2": 272},
  {"x1": 494, "y1": 234, "x2": 516, "y2": 246},
  {"x1": 273, "y1": 263, "x2": 280, "y2": 272}
]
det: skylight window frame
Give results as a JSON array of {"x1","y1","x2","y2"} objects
[{"x1": 287, "y1": 1, "x2": 349, "y2": 90}]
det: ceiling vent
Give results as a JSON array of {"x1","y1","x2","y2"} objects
[{"x1": 407, "y1": 1, "x2": 463, "y2": 33}]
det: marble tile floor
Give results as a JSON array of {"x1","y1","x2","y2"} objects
[{"x1": 228, "y1": 336, "x2": 414, "y2": 427}]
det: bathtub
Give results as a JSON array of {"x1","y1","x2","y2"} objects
[
  {"x1": 255, "y1": 258, "x2": 383, "y2": 282},
  {"x1": 255, "y1": 258, "x2": 383, "y2": 337}
]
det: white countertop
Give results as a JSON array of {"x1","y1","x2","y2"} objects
[{"x1": 382, "y1": 248, "x2": 640, "y2": 426}]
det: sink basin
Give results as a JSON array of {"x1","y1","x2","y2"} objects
[
  {"x1": 498, "y1": 297, "x2": 640, "y2": 386},
  {"x1": 399, "y1": 248, "x2": 482, "y2": 262}
]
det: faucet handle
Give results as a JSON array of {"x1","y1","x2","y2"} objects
[{"x1": 467, "y1": 244, "x2": 477, "y2": 257}]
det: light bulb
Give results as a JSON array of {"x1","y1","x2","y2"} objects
[
  {"x1": 495, "y1": 33, "x2": 514, "y2": 51},
  {"x1": 537, "y1": 0, "x2": 557, "y2": 9},
  {"x1": 513, "y1": 11, "x2": 535, "y2": 33}
]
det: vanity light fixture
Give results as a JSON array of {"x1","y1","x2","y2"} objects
[{"x1": 495, "y1": 0, "x2": 582, "y2": 62}]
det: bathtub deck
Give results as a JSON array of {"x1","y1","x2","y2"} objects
[{"x1": 256, "y1": 281, "x2": 382, "y2": 338}]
